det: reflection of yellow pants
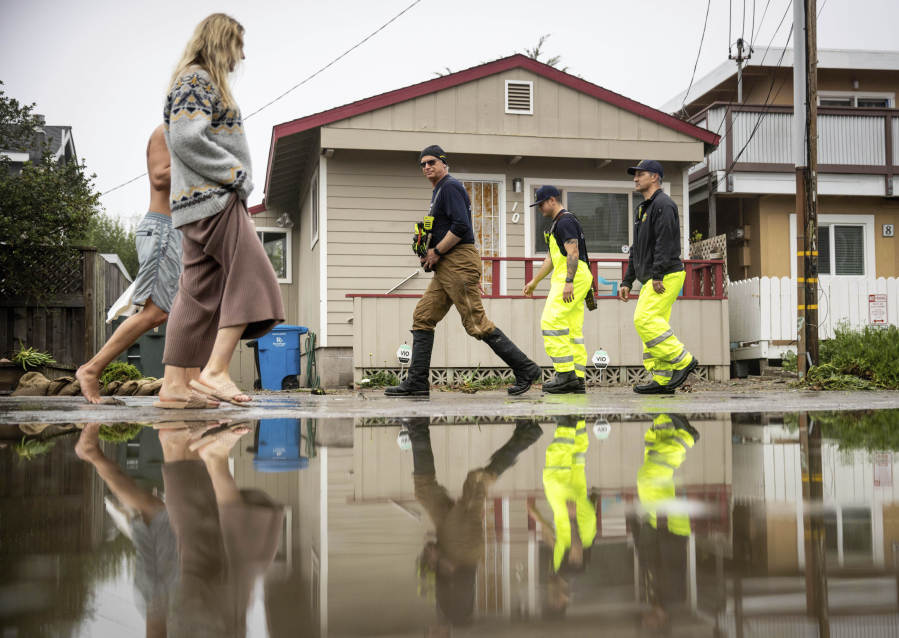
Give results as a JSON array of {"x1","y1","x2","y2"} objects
[
  {"x1": 541, "y1": 263, "x2": 592, "y2": 378},
  {"x1": 637, "y1": 414, "x2": 695, "y2": 536},
  {"x1": 543, "y1": 417, "x2": 596, "y2": 571},
  {"x1": 633, "y1": 271, "x2": 693, "y2": 385}
]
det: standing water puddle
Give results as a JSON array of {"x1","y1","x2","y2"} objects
[{"x1": 2, "y1": 410, "x2": 898, "y2": 637}]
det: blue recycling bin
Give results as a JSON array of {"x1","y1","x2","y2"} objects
[
  {"x1": 256, "y1": 324, "x2": 308, "y2": 390},
  {"x1": 253, "y1": 418, "x2": 309, "y2": 473}
]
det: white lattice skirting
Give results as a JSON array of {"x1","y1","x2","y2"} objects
[{"x1": 360, "y1": 366, "x2": 713, "y2": 386}]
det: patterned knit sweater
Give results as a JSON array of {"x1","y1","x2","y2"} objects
[{"x1": 163, "y1": 68, "x2": 253, "y2": 228}]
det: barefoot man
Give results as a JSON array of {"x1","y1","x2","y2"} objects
[{"x1": 77, "y1": 126, "x2": 214, "y2": 407}]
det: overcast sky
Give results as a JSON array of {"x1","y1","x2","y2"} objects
[{"x1": 2, "y1": 0, "x2": 897, "y2": 226}]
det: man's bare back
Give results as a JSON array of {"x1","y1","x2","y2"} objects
[{"x1": 148, "y1": 125, "x2": 171, "y2": 215}]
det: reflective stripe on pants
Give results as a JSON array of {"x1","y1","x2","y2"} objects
[
  {"x1": 541, "y1": 238, "x2": 592, "y2": 377},
  {"x1": 633, "y1": 270, "x2": 693, "y2": 386}
]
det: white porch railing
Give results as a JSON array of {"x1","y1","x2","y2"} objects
[{"x1": 729, "y1": 277, "x2": 899, "y2": 360}]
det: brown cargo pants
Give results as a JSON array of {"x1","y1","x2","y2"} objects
[{"x1": 412, "y1": 244, "x2": 495, "y2": 338}]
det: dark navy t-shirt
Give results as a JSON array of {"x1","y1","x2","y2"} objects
[
  {"x1": 550, "y1": 211, "x2": 588, "y2": 264},
  {"x1": 429, "y1": 174, "x2": 475, "y2": 246}
]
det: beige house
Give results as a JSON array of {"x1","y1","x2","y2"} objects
[
  {"x1": 239, "y1": 55, "x2": 724, "y2": 389},
  {"x1": 663, "y1": 49, "x2": 899, "y2": 363}
]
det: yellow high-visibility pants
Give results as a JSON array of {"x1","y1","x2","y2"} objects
[
  {"x1": 633, "y1": 271, "x2": 694, "y2": 386},
  {"x1": 541, "y1": 264, "x2": 592, "y2": 378}
]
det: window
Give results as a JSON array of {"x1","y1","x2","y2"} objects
[
  {"x1": 818, "y1": 92, "x2": 894, "y2": 108},
  {"x1": 532, "y1": 187, "x2": 639, "y2": 256},
  {"x1": 256, "y1": 227, "x2": 291, "y2": 283},
  {"x1": 818, "y1": 224, "x2": 865, "y2": 276}
]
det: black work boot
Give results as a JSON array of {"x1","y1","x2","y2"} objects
[
  {"x1": 633, "y1": 379, "x2": 676, "y2": 395},
  {"x1": 482, "y1": 327, "x2": 542, "y2": 395},
  {"x1": 543, "y1": 370, "x2": 583, "y2": 394},
  {"x1": 385, "y1": 330, "x2": 434, "y2": 397},
  {"x1": 486, "y1": 419, "x2": 543, "y2": 476},
  {"x1": 668, "y1": 357, "x2": 699, "y2": 390}
]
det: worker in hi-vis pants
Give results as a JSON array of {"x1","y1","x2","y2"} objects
[
  {"x1": 524, "y1": 185, "x2": 594, "y2": 394},
  {"x1": 632, "y1": 413, "x2": 699, "y2": 630},
  {"x1": 619, "y1": 160, "x2": 698, "y2": 394}
]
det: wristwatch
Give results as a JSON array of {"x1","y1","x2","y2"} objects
[
  {"x1": 433, "y1": 247, "x2": 443, "y2": 256},
  {"x1": 565, "y1": 277, "x2": 574, "y2": 283}
]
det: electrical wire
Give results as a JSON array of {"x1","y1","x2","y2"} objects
[
  {"x1": 100, "y1": 0, "x2": 424, "y2": 197},
  {"x1": 679, "y1": 0, "x2": 713, "y2": 115},
  {"x1": 751, "y1": 0, "x2": 773, "y2": 45}
]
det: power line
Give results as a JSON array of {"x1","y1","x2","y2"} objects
[
  {"x1": 101, "y1": 0, "x2": 425, "y2": 198},
  {"x1": 750, "y1": 0, "x2": 756, "y2": 46},
  {"x1": 751, "y1": 0, "x2": 773, "y2": 45},
  {"x1": 679, "y1": 0, "x2": 713, "y2": 115}
]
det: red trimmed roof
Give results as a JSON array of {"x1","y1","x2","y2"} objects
[
  {"x1": 264, "y1": 54, "x2": 720, "y2": 199},
  {"x1": 248, "y1": 203, "x2": 266, "y2": 215}
]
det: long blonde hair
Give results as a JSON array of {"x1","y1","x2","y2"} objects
[{"x1": 169, "y1": 13, "x2": 244, "y2": 110}]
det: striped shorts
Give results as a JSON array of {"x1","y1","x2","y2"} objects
[{"x1": 133, "y1": 212, "x2": 182, "y2": 313}]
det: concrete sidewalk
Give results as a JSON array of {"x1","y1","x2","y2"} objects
[{"x1": 2, "y1": 387, "x2": 899, "y2": 424}]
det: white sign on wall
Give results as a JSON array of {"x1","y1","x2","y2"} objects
[{"x1": 868, "y1": 294, "x2": 888, "y2": 325}]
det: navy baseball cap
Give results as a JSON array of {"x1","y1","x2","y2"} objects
[
  {"x1": 530, "y1": 185, "x2": 562, "y2": 207},
  {"x1": 627, "y1": 159, "x2": 664, "y2": 178}
]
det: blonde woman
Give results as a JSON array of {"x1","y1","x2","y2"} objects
[{"x1": 157, "y1": 13, "x2": 283, "y2": 408}]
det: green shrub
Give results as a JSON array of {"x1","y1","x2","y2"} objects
[
  {"x1": 781, "y1": 350, "x2": 797, "y2": 373},
  {"x1": 12, "y1": 342, "x2": 56, "y2": 370},
  {"x1": 817, "y1": 325, "x2": 899, "y2": 389},
  {"x1": 360, "y1": 370, "x2": 400, "y2": 388},
  {"x1": 98, "y1": 423, "x2": 145, "y2": 443},
  {"x1": 99, "y1": 361, "x2": 142, "y2": 386},
  {"x1": 14, "y1": 436, "x2": 55, "y2": 461}
]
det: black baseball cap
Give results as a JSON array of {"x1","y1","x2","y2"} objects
[
  {"x1": 530, "y1": 185, "x2": 561, "y2": 207},
  {"x1": 627, "y1": 159, "x2": 664, "y2": 178}
]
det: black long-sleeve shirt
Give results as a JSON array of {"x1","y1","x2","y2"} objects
[
  {"x1": 428, "y1": 174, "x2": 475, "y2": 247},
  {"x1": 622, "y1": 189, "x2": 684, "y2": 288}
]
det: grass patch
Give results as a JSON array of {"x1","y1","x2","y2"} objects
[
  {"x1": 452, "y1": 371, "x2": 508, "y2": 394},
  {"x1": 98, "y1": 423, "x2": 146, "y2": 443},
  {"x1": 99, "y1": 361, "x2": 142, "y2": 386},
  {"x1": 792, "y1": 325, "x2": 899, "y2": 390},
  {"x1": 359, "y1": 370, "x2": 401, "y2": 388},
  {"x1": 12, "y1": 342, "x2": 56, "y2": 370},
  {"x1": 14, "y1": 436, "x2": 55, "y2": 461}
]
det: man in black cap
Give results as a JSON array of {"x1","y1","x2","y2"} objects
[
  {"x1": 385, "y1": 145, "x2": 542, "y2": 397},
  {"x1": 523, "y1": 185, "x2": 594, "y2": 393},
  {"x1": 618, "y1": 160, "x2": 698, "y2": 394}
]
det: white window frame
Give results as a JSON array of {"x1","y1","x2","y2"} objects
[
  {"x1": 255, "y1": 226, "x2": 293, "y2": 284},
  {"x1": 310, "y1": 168, "x2": 320, "y2": 249},
  {"x1": 818, "y1": 91, "x2": 895, "y2": 107},
  {"x1": 789, "y1": 213, "x2": 875, "y2": 280},
  {"x1": 504, "y1": 80, "x2": 534, "y2": 115},
  {"x1": 523, "y1": 178, "x2": 638, "y2": 259},
  {"x1": 455, "y1": 172, "x2": 508, "y2": 295}
]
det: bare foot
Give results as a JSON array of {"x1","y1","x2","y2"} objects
[
  {"x1": 158, "y1": 421, "x2": 224, "y2": 461},
  {"x1": 75, "y1": 423, "x2": 103, "y2": 461},
  {"x1": 157, "y1": 382, "x2": 220, "y2": 408},
  {"x1": 76, "y1": 366, "x2": 102, "y2": 404},
  {"x1": 191, "y1": 423, "x2": 252, "y2": 460}
]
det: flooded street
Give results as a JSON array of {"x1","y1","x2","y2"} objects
[{"x1": 2, "y1": 409, "x2": 899, "y2": 637}]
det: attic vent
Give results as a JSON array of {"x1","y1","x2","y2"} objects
[{"x1": 505, "y1": 80, "x2": 533, "y2": 115}]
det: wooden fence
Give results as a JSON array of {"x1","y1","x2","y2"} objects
[
  {"x1": 0, "y1": 248, "x2": 131, "y2": 367},
  {"x1": 729, "y1": 276, "x2": 899, "y2": 360}
]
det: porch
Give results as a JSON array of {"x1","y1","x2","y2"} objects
[{"x1": 349, "y1": 257, "x2": 729, "y2": 385}]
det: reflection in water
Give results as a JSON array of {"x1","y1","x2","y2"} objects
[
  {"x1": 5, "y1": 410, "x2": 899, "y2": 636},
  {"x1": 407, "y1": 417, "x2": 542, "y2": 628}
]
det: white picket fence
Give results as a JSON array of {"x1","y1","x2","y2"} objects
[{"x1": 729, "y1": 277, "x2": 899, "y2": 360}]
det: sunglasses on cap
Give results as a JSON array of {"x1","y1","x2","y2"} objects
[{"x1": 420, "y1": 159, "x2": 438, "y2": 168}]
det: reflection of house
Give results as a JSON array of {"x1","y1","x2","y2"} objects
[
  {"x1": 237, "y1": 55, "x2": 727, "y2": 389},
  {"x1": 232, "y1": 416, "x2": 731, "y2": 636},
  {"x1": 664, "y1": 49, "x2": 899, "y2": 361}
]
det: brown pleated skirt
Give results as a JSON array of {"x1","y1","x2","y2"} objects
[{"x1": 163, "y1": 195, "x2": 285, "y2": 368}]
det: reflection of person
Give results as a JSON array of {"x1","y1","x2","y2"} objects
[
  {"x1": 77, "y1": 127, "x2": 203, "y2": 405},
  {"x1": 527, "y1": 415, "x2": 597, "y2": 618},
  {"x1": 75, "y1": 423, "x2": 177, "y2": 637},
  {"x1": 523, "y1": 186, "x2": 594, "y2": 394},
  {"x1": 409, "y1": 417, "x2": 542, "y2": 626},
  {"x1": 159, "y1": 421, "x2": 285, "y2": 637},
  {"x1": 159, "y1": 13, "x2": 284, "y2": 407},
  {"x1": 618, "y1": 161, "x2": 697, "y2": 394},
  {"x1": 385, "y1": 146, "x2": 541, "y2": 397},
  {"x1": 631, "y1": 413, "x2": 699, "y2": 630}
]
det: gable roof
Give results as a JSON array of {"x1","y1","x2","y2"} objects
[{"x1": 261, "y1": 54, "x2": 719, "y2": 207}]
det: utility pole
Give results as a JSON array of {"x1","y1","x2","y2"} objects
[
  {"x1": 729, "y1": 37, "x2": 752, "y2": 103},
  {"x1": 794, "y1": 0, "x2": 819, "y2": 378}
]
